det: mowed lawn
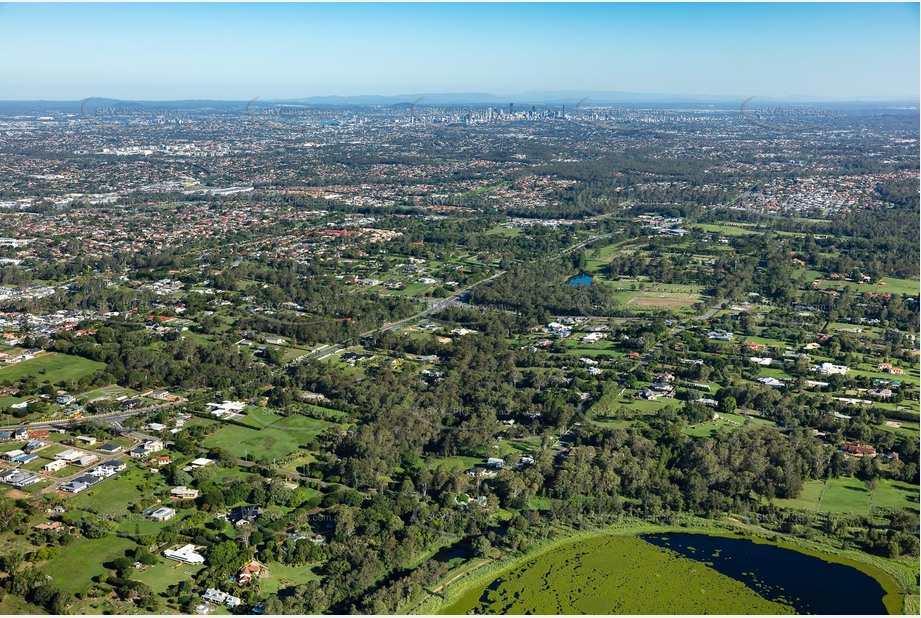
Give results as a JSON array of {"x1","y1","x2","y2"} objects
[
  {"x1": 134, "y1": 559, "x2": 205, "y2": 595},
  {"x1": 775, "y1": 478, "x2": 917, "y2": 515},
  {"x1": 0, "y1": 353, "x2": 105, "y2": 385},
  {"x1": 773, "y1": 480, "x2": 827, "y2": 511},
  {"x1": 818, "y1": 478, "x2": 870, "y2": 514},
  {"x1": 70, "y1": 467, "x2": 163, "y2": 516},
  {"x1": 203, "y1": 413, "x2": 336, "y2": 461},
  {"x1": 260, "y1": 562, "x2": 320, "y2": 595},
  {"x1": 40, "y1": 535, "x2": 136, "y2": 594},
  {"x1": 870, "y1": 480, "x2": 919, "y2": 513}
]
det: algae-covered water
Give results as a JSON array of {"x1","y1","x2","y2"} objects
[
  {"x1": 442, "y1": 535, "x2": 794, "y2": 614},
  {"x1": 643, "y1": 533, "x2": 890, "y2": 614},
  {"x1": 442, "y1": 533, "x2": 891, "y2": 615}
]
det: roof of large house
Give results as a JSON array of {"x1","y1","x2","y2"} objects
[{"x1": 842, "y1": 443, "x2": 876, "y2": 455}]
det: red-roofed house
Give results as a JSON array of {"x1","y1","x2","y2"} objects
[
  {"x1": 237, "y1": 560, "x2": 262, "y2": 585},
  {"x1": 841, "y1": 444, "x2": 877, "y2": 458}
]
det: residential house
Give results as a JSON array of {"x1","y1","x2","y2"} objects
[
  {"x1": 581, "y1": 332, "x2": 607, "y2": 344},
  {"x1": 148, "y1": 507, "x2": 176, "y2": 522},
  {"x1": 54, "y1": 449, "x2": 83, "y2": 462},
  {"x1": 228, "y1": 505, "x2": 262, "y2": 526},
  {"x1": 91, "y1": 460, "x2": 126, "y2": 476},
  {"x1": 129, "y1": 439, "x2": 164, "y2": 459},
  {"x1": 202, "y1": 589, "x2": 241, "y2": 608},
  {"x1": 841, "y1": 444, "x2": 877, "y2": 458},
  {"x1": 237, "y1": 560, "x2": 263, "y2": 584},
  {"x1": 23, "y1": 439, "x2": 46, "y2": 453},
  {"x1": 171, "y1": 486, "x2": 200, "y2": 500},
  {"x1": 814, "y1": 362, "x2": 849, "y2": 376},
  {"x1": 2, "y1": 471, "x2": 40, "y2": 487},
  {"x1": 43, "y1": 460, "x2": 67, "y2": 473},
  {"x1": 75, "y1": 454, "x2": 99, "y2": 467},
  {"x1": 206, "y1": 401, "x2": 246, "y2": 418},
  {"x1": 60, "y1": 480, "x2": 90, "y2": 493},
  {"x1": 164, "y1": 544, "x2": 205, "y2": 564}
]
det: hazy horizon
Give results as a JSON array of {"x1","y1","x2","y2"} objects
[{"x1": 0, "y1": 2, "x2": 918, "y2": 101}]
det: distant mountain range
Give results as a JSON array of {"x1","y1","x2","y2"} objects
[
  {"x1": 0, "y1": 91, "x2": 916, "y2": 114},
  {"x1": 272, "y1": 91, "x2": 919, "y2": 106}
]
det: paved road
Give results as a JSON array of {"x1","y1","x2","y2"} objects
[
  {"x1": 288, "y1": 270, "x2": 513, "y2": 368},
  {"x1": 0, "y1": 401, "x2": 186, "y2": 432},
  {"x1": 2, "y1": 233, "x2": 614, "y2": 432}
]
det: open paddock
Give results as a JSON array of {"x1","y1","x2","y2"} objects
[{"x1": 0, "y1": 353, "x2": 106, "y2": 385}]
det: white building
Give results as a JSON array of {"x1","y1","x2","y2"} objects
[
  {"x1": 581, "y1": 332, "x2": 607, "y2": 344},
  {"x1": 171, "y1": 486, "x2": 200, "y2": 499},
  {"x1": 814, "y1": 362, "x2": 849, "y2": 376},
  {"x1": 43, "y1": 460, "x2": 68, "y2": 473},
  {"x1": 54, "y1": 449, "x2": 84, "y2": 461},
  {"x1": 206, "y1": 401, "x2": 246, "y2": 418},
  {"x1": 148, "y1": 507, "x2": 177, "y2": 522},
  {"x1": 163, "y1": 544, "x2": 205, "y2": 564}
]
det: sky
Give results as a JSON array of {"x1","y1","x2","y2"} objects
[{"x1": 0, "y1": 2, "x2": 918, "y2": 101}]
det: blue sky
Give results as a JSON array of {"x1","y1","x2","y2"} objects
[{"x1": 0, "y1": 2, "x2": 917, "y2": 100}]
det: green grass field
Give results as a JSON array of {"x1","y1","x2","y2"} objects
[
  {"x1": 485, "y1": 226, "x2": 523, "y2": 237},
  {"x1": 70, "y1": 467, "x2": 163, "y2": 516},
  {"x1": 40, "y1": 535, "x2": 136, "y2": 594},
  {"x1": 870, "y1": 480, "x2": 919, "y2": 513},
  {"x1": 133, "y1": 559, "x2": 205, "y2": 595},
  {"x1": 260, "y1": 562, "x2": 320, "y2": 595},
  {"x1": 0, "y1": 595, "x2": 48, "y2": 615},
  {"x1": 692, "y1": 223, "x2": 760, "y2": 236},
  {"x1": 0, "y1": 353, "x2": 106, "y2": 385},
  {"x1": 774, "y1": 480, "x2": 827, "y2": 512},
  {"x1": 80, "y1": 384, "x2": 138, "y2": 401},
  {"x1": 819, "y1": 478, "x2": 870, "y2": 514},
  {"x1": 202, "y1": 413, "x2": 335, "y2": 461},
  {"x1": 426, "y1": 455, "x2": 482, "y2": 471},
  {"x1": 870, "y1": 277, "x2": 920, "y2": 297},
  {"x1": 775, "y1": 478, "x2": 917, "y2": 516}
]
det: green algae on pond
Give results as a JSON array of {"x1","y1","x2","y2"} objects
[{"x1": 441, "y1": 535, "x2": 794, "y2": 614}]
